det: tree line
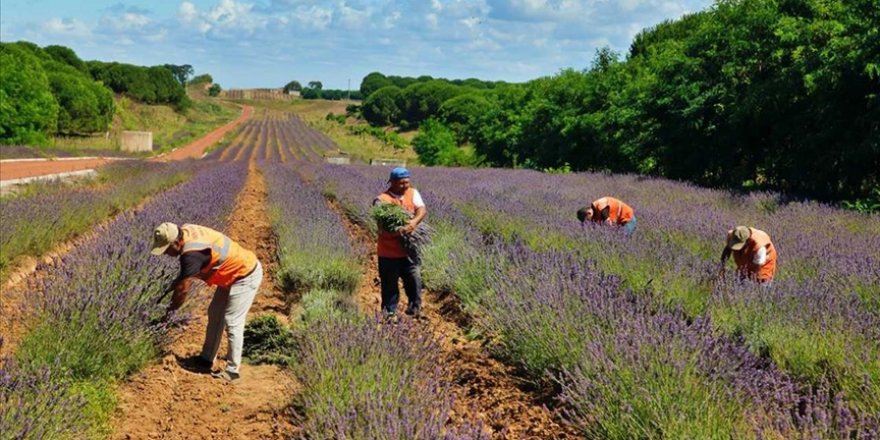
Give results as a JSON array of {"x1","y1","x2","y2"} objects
[
  {"x1": 357, "y1": 0, "x2": 879, "y2": 204},
  {"x1": 1, "y1": 41, "x2": 194, "y2": 144},
  {"x1": 283, "y1": 80, "x2": 364, "y2": 100}
]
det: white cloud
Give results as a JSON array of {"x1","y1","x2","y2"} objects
[
  {"x1": 425, "y1": 12, "x2": 439, "y2": 29},
  {"x1": 41, "y1": 17, "x2": 93, "y2": 38},
  {"x1": 179, "y1": 2, "x2": 199, "y2": 22},
  {"x1": 337, "y1": 3, "x2": 371, "y2": 29},
  {"x1": 177, "y1": 0, "x2": 269, "y2": 35}
]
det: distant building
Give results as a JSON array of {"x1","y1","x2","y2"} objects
[{"x1": 221, "y1": 88, "x2": 297, "y2": 100}]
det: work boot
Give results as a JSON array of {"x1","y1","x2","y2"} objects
[
  {"x1": 211, "y1": 370, "x2": 240, "y2": 383},
  {"x1": 404, "y1": 304, "x2": 421, "y2": 318}
]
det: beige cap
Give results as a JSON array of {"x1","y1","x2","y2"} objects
[
  {"x1": 151, "y1": 222, "x2": 179, "y2": 255},
  {"x1": 727, "y1": 226, "x2": 751, "y2": 251}
]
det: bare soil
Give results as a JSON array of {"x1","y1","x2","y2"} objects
[
  {"x1": 329, "y1": 200, "x2": 582, "y2": 440},
  {"x1": 111, "y1": 163, "x2": 296, "y2": 439}
]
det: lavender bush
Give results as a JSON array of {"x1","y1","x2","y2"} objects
[
  {"x1": 262, "y1": 163, "x2": 362, "y2": 296},
  {"x1": 292, "y1": 317, "x2": 488, "y2": 440},
  {"x1": 264, "y1": 161, "x2": 485, "y2": 438},
  {"x1": 4, "y1": 162, "x2": 247, "y2": 438},
  {"x1": 312, "y1": 163, "x2": 879, "y2": 437},
  {"x1": 0, "y1": 160, "x2": 192, "y2": 279}
]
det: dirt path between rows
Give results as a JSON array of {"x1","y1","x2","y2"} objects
[
  {"x1": 111, "y1": 164, "x2": 295, "y2": 439},
  {"x1": 328, "y1": 201, "x2": 581, "y2": 440}
]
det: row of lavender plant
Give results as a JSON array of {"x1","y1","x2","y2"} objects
[
  {"x1": 261, "y1": 162, "x2": 486, "y2": 439},
  {"x1": 0, "y1": 160, "x2": 193, "y2": 280},
  {"x1": 306, "y1": 163, "x2": 878, "y2": 438},
  {"x1": 1, "y1": 161, "x2": 248, "y2": 439},
  {"x1": 347, "y1": 165, "x2": 880, "y2": 418}
]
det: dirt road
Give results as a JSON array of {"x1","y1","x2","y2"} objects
[{"x1": 0, "y1": 106, "x2": 252, "y2": 181}]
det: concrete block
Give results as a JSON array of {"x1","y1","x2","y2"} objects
[
  {"x1": 370, "y1": 158, "x2": 407, "y2": 167},
  {"x1": 121, "y1": 131, "x2": 153, "y2": 152}
]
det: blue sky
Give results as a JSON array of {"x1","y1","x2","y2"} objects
[{"x1": 1, "y1": 0, "x2": 712, "y2": 89}]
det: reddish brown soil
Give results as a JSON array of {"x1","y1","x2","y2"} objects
[
  {"x1": 329, "y1": 201, "x2": 582, "y2": 440},
  {"x1": 111, "y1": 163, "x2": 296, "y2": 439},
  {"x1": 0, "y1": 158, "x2": 114, "y2": 181},
  {"x1": 157, "y1": 106, "x2": 253, "y2": 161}
]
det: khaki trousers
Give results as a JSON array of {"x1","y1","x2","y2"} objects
[{"x1": 200, "y1": 261, "x2": 262, "y2": 373}]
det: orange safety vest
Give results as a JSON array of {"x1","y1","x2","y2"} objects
[
  {"x1": 728, "y1": 227, "x2": 777, "y2": 282},
  {"x1": 375, "y1": 188, "x2": 416, "y2": 259},
  {"x1": 180, "y1": 224, "x2": 258, "y2": 288},
  {"x1": 592, "y1": 197, "x2": 634, "y2": 226}
]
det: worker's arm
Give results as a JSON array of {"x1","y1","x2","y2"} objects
[
  {"x1": 598, "y1": 206, "x2": 611, "y2": 224},
  {"x1": 167, "y1": 277, "x2": 195, "y2": 313},
  {"x1": 401, "y1": 190, "x2": 427, "y2": 235},
  {"x1": 402, "y1": 206, "x2": 427, "y2": 235},
  {"x1": 718, "y1": 246, "x2": 732, "y2": 276},
  {"x1": 163, "y1": 250, "x2": 210, "y2": 315}
]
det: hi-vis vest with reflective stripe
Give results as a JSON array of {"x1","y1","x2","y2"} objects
[
  {"x1": 375, "y1": 189, "x2": 416, "y2": 259},
  {"x1": 592, "y1": 197, "x2": 634, "y2": 226},
  {"x1": 727, "y1": 227, "x2": 777, "y2": 282},
  {"x1": 180, "y1": 224, "x2": 258, "y2": 288}
]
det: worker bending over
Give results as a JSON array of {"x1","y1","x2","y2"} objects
[
  {"x1": 151, "y1": 222, "x2": 262, "y2": 382},
  {"x1": 577, "y1": 196, "x2": 637, "y2": 233},
  {"x1": 720, "y1": 225, "x2": 777, "y2": 285}
]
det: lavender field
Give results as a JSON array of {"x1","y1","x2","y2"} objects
[
  {"x1": 304, "y1": 163, "x2": 879, "y2": 439},
  {"x1": 2, "y1": 109, "x2": 877, "y2": 439}
]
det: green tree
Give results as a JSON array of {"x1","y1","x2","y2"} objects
[
  {"x1": 412, "y1": 119, "x2": 457, "y2": 165},
  {"x1": 400, "y1": 80, "x2": 463, "y2": 125},
  {"x1": 47, "y1": 63, "x2": 114, "y2": 134},
  {"x1": 308, "y1": 80, "x2": 323, "y2": 90},
  {"x1": 162, "y1": 64, "x2": 194, "y2": 85},
  {"x1": 208, "y1": 83, "x2": 222, "y2": 97},
  {"x1": 0, "y1": 43, "x2": 59, "y2": 144},
  {"x1": 44, "y1": 45, "x2": 88, "y2": 73},
  {"x1": 188, "y1": 74, "x2": 214, "y2": 85},
  {"x1": 438, "y1": 92, "x2": 495, "y2": 144},
  {"x1": 360, "y1": 72, "x2": 392, "y2": 97},
  {"x1": 283, "y1": 80, "x2": 302, "y2": 93},
  {"x1": 361, "y1": 86, "x2": 403, "y2": 126}
]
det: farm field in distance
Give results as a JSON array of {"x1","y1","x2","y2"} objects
[
  {"x1": 1, "y1": 103, "x2": 877, "y2": 439},
  {"x1": 2, "y1": 0, "x2": 878, "y2": 438}
]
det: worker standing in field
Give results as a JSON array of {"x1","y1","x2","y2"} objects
[
  {"x1": 151, "y1": 222, "x2": 262, "y2": 382},
  {"x1": 577, "y1": 196, "x2": 637, "y2": 233},
  {"x1": 719, "y1": 225, "x2": 777, "y2": 284},
  {"x1": 373, "y1": 167, "x2": 428, "y2": 318}
]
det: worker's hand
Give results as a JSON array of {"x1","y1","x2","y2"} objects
[{"x1": 400, "y1": 222, "x2": 417, "y2": 235}]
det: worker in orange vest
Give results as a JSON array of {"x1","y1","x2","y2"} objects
[
  {"x1": 373, "y1": 167, "x2": 427, "y2": 319},
  {"x1": 151, "y1": 222, "x2": 262, "y2": 382},
  {"x1": 720, "y1": 226, "x2": 777, "y2": 284},
  {"x1": 577, "y1": 196, "x2": 637, "y2": 233}
]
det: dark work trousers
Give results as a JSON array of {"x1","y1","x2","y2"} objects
[{"x1": 378, "y1": 256, "x2": 422, "y2": 314}]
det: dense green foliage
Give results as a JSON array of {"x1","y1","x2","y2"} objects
[
  {"x1": 1, "y1": 41, "x2": 196, "y2": 144},
  {"x1": 360, "y1": 0, "x2": 880, "y2": 203},
  {"x1": 0, "y1": 44, "x2": 59, "y2": 144},
  {"x1": 412, "y1": 119, "x2": 480, "y2": 166},
  {"x1": 188, "y1": 73, "x2": 213, "y2": 85},
  {"x1": 88, "y1": 61, "x2": 190, "y2": 110},
  {"x1": 162, "y1": 64, "x2": 193, "y2": 86},
  {"x1": 208, "y1": 83, "x2": 222, "y2": 97}
]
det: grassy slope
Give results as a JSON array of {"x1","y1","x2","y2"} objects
[
  {"x1": 230, "y1": 98, "x2": 419, "y2": 165},
  {"x1": 1, "y1": 85, "x2": 240, "y2": 159}
]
